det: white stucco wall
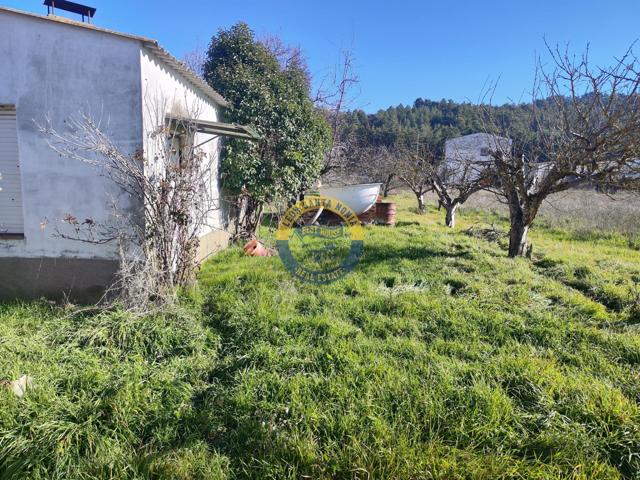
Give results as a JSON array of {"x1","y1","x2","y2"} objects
[
  {"x1": 140, "y1": 48, "x2": 226, "y2": 237},
  {"x1": 444, "y1": 133, "x2": 512, "y2": 183},
  {"x1": 0, "y1": 10, "x2": 143, "y2": 260},
  {"x1": 0, "y1": 8, "x2": 228, "y2": 265}
]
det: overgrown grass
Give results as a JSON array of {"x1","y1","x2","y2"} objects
[
  {"x1": 456, "y1": 189, "x2": 640, "y2": 241},
  {"x1": 2, "y1": 192, "x2": 640, "y2": 479}
]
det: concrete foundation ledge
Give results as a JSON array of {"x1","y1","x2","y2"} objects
[
  {"x1": 0, "y1": 257, "x2": 119, "y2": 302},
  {"x1": 197, "y1": 229, "x2": 232, "y2": 262}
]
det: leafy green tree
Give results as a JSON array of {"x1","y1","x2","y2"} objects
[{"x1": 204, "y1": 23, "x2": 329, "y2": 237}]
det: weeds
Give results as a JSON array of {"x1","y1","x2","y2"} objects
[{"x1": 1, "y1": 192, "x2": 640, "y2": 479}]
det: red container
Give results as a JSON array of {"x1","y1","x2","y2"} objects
[
  {"x1": 358, "y1": 204, "x2": 377, "y2": 224},
  {"x1": 243, "y1": 239, "x2": 271, "y2": 257},
  {"x1": 375, "y1": 202, "x2": 396, "y2": 226}
]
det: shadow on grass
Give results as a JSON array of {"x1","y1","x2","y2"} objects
[
  {"x1": 358, "y1": 243, "x2": 473, "y2": 269},
  {"x1": 261, "y1": 213, "x2": 279, "y2": 228}
]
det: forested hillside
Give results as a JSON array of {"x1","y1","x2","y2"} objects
[{"x1": 343, "y1": 98, "x2": 546, "y2": 147}]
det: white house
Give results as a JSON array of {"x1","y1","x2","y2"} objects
[
  {"x1": 0, "y1": 5, "x2": 253, "y2": 299},
  {"x1": 441, "y1": 133, "x2": 511, "y2": 186},
  {"x1": 445, "y1": 133, "x2": 510, "y2": 172}
]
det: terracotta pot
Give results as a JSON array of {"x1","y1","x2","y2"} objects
[
  {"x1": 243, "y1": 239, "x2": 271, "y2": 257},
  {"x1": 243, "y1": 239, "x2": 257, "y2": 253}
]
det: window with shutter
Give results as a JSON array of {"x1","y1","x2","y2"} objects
[{"x1": 0, "y1": 105, "x2": 24, "y2": 237}]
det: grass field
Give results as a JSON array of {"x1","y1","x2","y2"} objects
[{"x1": 1, "y1": 193, "x2": 640, "y2": 479}]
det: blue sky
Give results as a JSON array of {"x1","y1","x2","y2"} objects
[{"x1": 5, "y1": 0, "x2": 640, "y2": 112}]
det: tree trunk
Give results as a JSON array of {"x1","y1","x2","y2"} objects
[
  {"x1": 507, "y1": 209, "x2": 530, "y2": 257},
  {"x1": 383, "y1": 174, "x2": 394, "y2": 197},
  {"x1": 505, "y1": 190, "x2": 541, "y2": 258},
  {"x1": 445, "y1": 204, "x2": 458, "y2": 228},
  {"x1": 236, "y1": 195, "x2": 264, "y2": 239},
  {"x1": 417, "y1": 193, "x2": 426, "y2": 214},
  {"x1": 249, "y1": 202, "x2": 264, "y2": 237}
]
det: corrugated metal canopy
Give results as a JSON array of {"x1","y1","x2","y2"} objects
[{"x1": 167, "y1": 116, "x2": 260, "y2": 141}]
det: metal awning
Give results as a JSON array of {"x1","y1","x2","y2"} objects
[{"x1": 166, "y1": 116, "x2": 260, "y2": 142}]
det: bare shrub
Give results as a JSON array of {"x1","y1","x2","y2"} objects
[{"x1": 38, "y1": 104, "x2": 223, "y2": 311}]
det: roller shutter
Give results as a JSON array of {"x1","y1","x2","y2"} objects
[{"x1": 0, "y1": 106, "x2": 24, "y2": 235}]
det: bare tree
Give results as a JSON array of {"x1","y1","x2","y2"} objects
[
  {"x1": 429, "y1": 134, "x2": 508, "y2": 228},
  {"x1": 396, "y1": 141, "x2": 434, "y2": 214},
  {"x1": 431, "y1": 164, "x2": 487, "y2": 229},
  {"x1": 363, "y1": 144, "x2": 398, "y2": 197},
  {"x1": 484, "y1": 44, "x2": 640, "y2": 257},
  {"x1": 38, "y1": 100, "x2": 224, "y2": 310},
  {"x1": 261, "y1": 34, "x2": 309, "y2": 77},
  {"x1": 182, "y1": 43, "x2": 207, "y2": 78},
  {"x1": 382, "y1": 174, "x2": 396, "y2": 197},
  {"x1": 315, "y1": 50, "x2": 360, "y2": 181},
  {"x1": 340, "y1": 142, "x2": 397, "y2": 195}
]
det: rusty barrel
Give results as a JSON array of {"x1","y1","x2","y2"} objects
[
  {"x1": 357, "y1": 204, "x2": 377, "y2": 224},
  {"x1": 375, "y1": 202, "x2": 396, "y2": 226}
]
